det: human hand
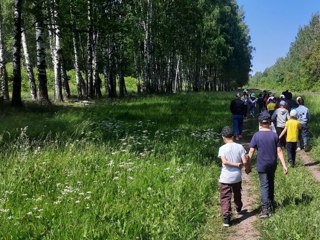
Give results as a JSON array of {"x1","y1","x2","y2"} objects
[
  {"x1": 238, "y1": 162, "x2": 243, "y2": 168},
  {"x1": 283, "y1": 166, "x2": 288, "y2": 175}
]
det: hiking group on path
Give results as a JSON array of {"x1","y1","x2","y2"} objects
[{"x1": 219, "y1": 89, "x2": 311, "y2": 227}]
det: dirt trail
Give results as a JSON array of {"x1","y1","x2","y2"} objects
[
  {"x1": 225, "y1": 118, "x2": 260, "y2": 240},
  {"x1": 298, "y1": 151, "x2": 320, "y2": 182}
]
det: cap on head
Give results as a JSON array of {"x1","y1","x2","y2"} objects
[
  {"x1": 280, "y1": 100, "x2": 286, "y2": 106},
  {"x1": 296, "y1": 96, "x2": 304, "y2": 105},
  {"x1": 221, "y1": 126, "x2": 234, "y2": 138},
  {"x1": 236, "y1": 92, "x2": 241, "y2": 98},
  {"x1": 258, "y1": 111, "x2": 271, "y2": 123},
  {"x1": 290, "y1": 109, "x2": 297, "y2": 117}
]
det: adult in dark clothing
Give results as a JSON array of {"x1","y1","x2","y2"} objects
[
  {"x1": 230, "y1": 93, "x2": 246, "y2": 140},
  {"x1": 282, "y1": 91, "x2": 298, "y2": 111}
]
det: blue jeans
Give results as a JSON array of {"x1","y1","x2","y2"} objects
[
  {"x1": 298, "y1": 123, "x2": 308, "y2": 148},
  {"x1": 232, "y1": 115, "x2": 244, "y2": 137},
  {"x1": 258, "y1": 170, "x2": 276, "y2": 212}
]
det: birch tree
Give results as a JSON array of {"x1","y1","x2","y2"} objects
[
  {"x1": 70, "y1": 0, "x2": 86, "y2": 98},
  {"x1": 34, "y1": 0, "x2": 50, "y2": 105},
  {"x1": 53, "y1": 0, "x2": 63, "y2": 101},
  {"x1": 21, "y1": 19, "x2": 37, "y2": 100},
  {"x1": 12, "y1": 0, "x2": 23, "y2": 106},
  {"x1": 0, "y1": 2, "x2": 9, "y2": 101}
]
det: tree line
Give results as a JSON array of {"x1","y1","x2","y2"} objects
[
  {"x1": 0, "y1": 0, "x2": 253, "y2": 106},
  {"x1": 250, "y1": 13, "x2": 320, "y2": 91}
]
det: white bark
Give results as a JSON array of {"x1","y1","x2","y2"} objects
[
  {"x1": 35, "y1": 0, "x2": 50, "y2": 105},
  {"x1": 70, "y1": 0, "x2": 86, "y2": 97},
  {"x1": 0, "y1": 2, "x2": 9, "y2": 100},
  {"x1": 22, "y1": 24, "x2": 37, "y2": 100},
  {"x1": 52, "y1": 0, "x2": 63, "y2": 101}
]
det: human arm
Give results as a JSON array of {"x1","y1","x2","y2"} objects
[
  {"x1": 277, "y1": 147, "x2": 288, "y2": 175},
  {"x1": 278, "y1": 126, "x2": 287, "y2": 139},
  {"x1": 271, "y1": 110, "x2": 277, "y2": 121},
  {"x1": 246, "y1": 148, "x2": 256, "y2": 174},
  {"x1": 220, "y1": 156, "x2": 243, "y2": 168}
]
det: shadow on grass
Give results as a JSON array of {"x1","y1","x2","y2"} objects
[
  {"x1": 280, "y1": 193, "x2": 313, "y2": 207},
  {"x1": 232, "y1": 208, "x2": 260, "y2": 225}
]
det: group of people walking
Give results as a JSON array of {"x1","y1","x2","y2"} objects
[{"x1": 219, "y1": 89, "x2": 311, "y2": 227}]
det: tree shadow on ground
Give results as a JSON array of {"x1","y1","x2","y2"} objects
[
  {"x1": 304, "y1": 161, "x2": 320, "y2": 167},
  {"x1": 279, "y1": 193, "x2": 313, "y2": 207}
]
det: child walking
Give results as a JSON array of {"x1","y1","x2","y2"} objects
[
  {"x1": 279, "y1": 109, "x2": 301, "y2": 167},
  {"x1": 218, "y1": 126, "x2": 248, "y2": 227},
  {"x1": 248, "y1": 112, "x2": 288, "y2": 218}
]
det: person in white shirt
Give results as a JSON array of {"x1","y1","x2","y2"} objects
[{"x1": 218, "y1": 126, "x2": 249, "y2": 227}]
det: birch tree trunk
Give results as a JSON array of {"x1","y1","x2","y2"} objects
[
  {"x1": 21, "y1": 21, "x2": 37, "y2": 100},
  {"x1": 61, "y1": 55, "x2": 71, "y2": 99},
  {"x1": 86, "y1": 0, "x2": 94, "y2": 98},
  {"x1": 0, "y1": 2, "x2": 9, "y2": 101},
  {"x1": 70, "y1": 0, "x2": 86, "y2": 98},
  {"x1": 142, "y1": 0, "x2": 152, "y2": 93},
  {"x1": 108, "y1": 36, "x2": 117, "y2": 98},
  {"x1": 92, "y1": 32, "x2": 101, "y2": 98},
  {"x1": 52, "y1": 0, "x2": 63, "y2": 101},
  {"x1": 47, "y1": 0, "x2": 55, "y2": 69},
  {"x1": 12, "y1": 0, "x2": 23, "y2": 107},
  {"x1": 35, "y1": 0, "x2": 50, "y2": 105}
]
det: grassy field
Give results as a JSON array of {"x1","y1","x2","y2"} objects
[
  {"x1": 0, "y1": 92, "x2": 233, "y2": 239},
  {"x1": 1, "y1": 89, "x2": 320, "y2": 239}
]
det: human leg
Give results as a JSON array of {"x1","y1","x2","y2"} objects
[
  {"x1": 301, "y1": 124, "x2": 308, "y2": 147},
  {"x1": 286, "y1": 142, "x2": 294, "y2": 166},
  {"x1": 232, "y1": 115, "x2": 240, "y2": 138},
  {"x1": 220, "y1": 183, "x2": 232, "y2": 218},
  {"x1": 238, "y1": 116, "x2": 244, "y2": 137},
  {"x1": 258, "y1": 172, "x2": 269, "y2": 215},
  {"x1": 232, "y1": 181, "x2": 243, "y2": 212},
  {"x1": 267, "y1": 170, "x2": 276, "y2": 211},
  {"x1": 276, "y1": 127, "x2": 286, "y2": 147}
]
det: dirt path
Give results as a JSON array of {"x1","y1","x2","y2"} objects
[
  {"x1": 225, "y1": 118, "x2": 260, "y2": 240},
  {"x1": 298, "y1": 151, "x2": 320, "y2": 181}
]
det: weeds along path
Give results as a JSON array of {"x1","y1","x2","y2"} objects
[
  {"x1": 298, "y1": 151, "x2": 320, "y2": 182},
  {"x1": 226, "y1": 117, "x2": 260, "y2": 240}
]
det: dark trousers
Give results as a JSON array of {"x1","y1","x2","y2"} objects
[
  {"x1": 258, "y1": 170, "x2": 275, "y2": 212},
  {"x1": 276, "y1": 127, "x2": 286, "y2": 147},
  {"x1": 220, "y1": 182, "x2": 242, "y2": 218},
  {"x1": 286, "y1": 142, "x2": 297, "y2": 165},
  {"x1": 232, "y1": 115, "x2": 244, "y2": 137}
]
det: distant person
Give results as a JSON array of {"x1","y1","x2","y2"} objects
[
  {"x1": 248, "y1": 111, "x2": 288, "y2": 218},
  {"x1": 284, "y1": 91, "x2": 298, "y2": 111},
  {"x1": 295, "y1": 97, "x2": 311, "y2": 152},
  {"x1": 230, "y1": 93, "x2": 246, "y2": 140},
  {"x1": 279, "y1": 109, "x2": 301, "y2": 167},
  {"x1": 242, "y1": 91, "x2": 250, "y2": 119},
  {"x1": 249, "y1": 93, "x2": 257, "y2": 117},
  {"x1": 218, "y1": 126, "x2": 249, "y2": 227},
  {"x1": 271, "y1": 100, "x2": 290, "y2": 147},
  {"x1": 257, "y1": 93, "x2": 264, "y2": 113},
  {"x1": 267, "y1": 97, "x2": 276, "y2": 116}
]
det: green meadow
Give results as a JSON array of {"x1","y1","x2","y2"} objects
[{"x1": 0, "y1": 91, "x2": 320, "y2": 239}]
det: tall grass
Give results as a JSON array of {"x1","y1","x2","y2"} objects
[{"x1": 0, "y1": 92, "x2": 233, "y2": 239}]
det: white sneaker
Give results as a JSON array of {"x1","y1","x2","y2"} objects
[{"x1": 296, "y1": 147, "x2": 301, "y2": 152}]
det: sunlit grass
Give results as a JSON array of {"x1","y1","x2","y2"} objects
[{"x1": 0, "y1": 92, "x2": 233, "y2": 239}]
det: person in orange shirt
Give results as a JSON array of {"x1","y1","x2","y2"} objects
[{"x1": 279, "y1": 109, "x2": 301, "y2": 167}]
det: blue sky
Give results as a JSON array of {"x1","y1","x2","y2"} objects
[{"x1": 237, "y1": 0, "x2": 320, "y2": 75}]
